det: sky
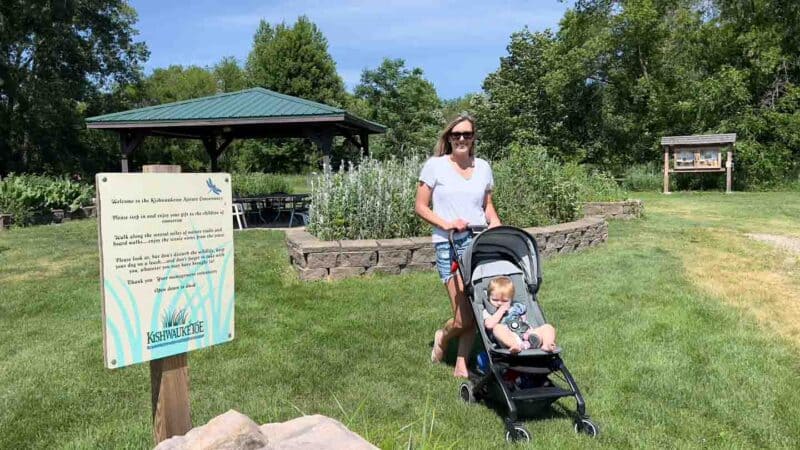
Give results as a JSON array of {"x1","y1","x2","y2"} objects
[{"x1": 130, "y1": 0, "x2": 573, "y2": 100}]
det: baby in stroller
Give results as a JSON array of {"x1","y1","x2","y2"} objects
[{"x1": 482, "y1": 276, "x2": 557, "y2": 353}]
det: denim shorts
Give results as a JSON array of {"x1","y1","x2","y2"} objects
[{"x1": 434, "y1": 234, "x2": 473, "y2": 284}]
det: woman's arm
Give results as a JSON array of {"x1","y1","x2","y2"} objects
[
  {"x1": 415, "y1": 182, "x2": 466, "y2": 231},
  {"x1": 484, "y1": 191, "x2": 502, "y2": 228}
]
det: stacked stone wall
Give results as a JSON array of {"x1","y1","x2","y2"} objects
[
  {"x1": 582, "y1": 200, "x2": 643, "y2": 220},
  {"x1": 286, "y1": 217, "x2": 609, "y2": 281}
]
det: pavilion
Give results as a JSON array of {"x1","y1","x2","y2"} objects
[{"x1": 85, "y1": 87, "x2": 386, "y2": 172}]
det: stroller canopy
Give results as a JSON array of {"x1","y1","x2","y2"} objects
[{"x1": 461, "y1": 226, "x2": 542, "y2": 291}]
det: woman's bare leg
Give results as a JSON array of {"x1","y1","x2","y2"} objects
[{"x1": 432, "y1": 272, "x2": 476, "y2": 377}]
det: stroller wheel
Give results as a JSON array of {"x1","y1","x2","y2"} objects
[
  {"x1": 459, "y1": 381, "x2": 478, "y2": 403},
  {"x1": 574, "y1": 418, "x2": 599, "y2": 438},
  {"x1": 505, "y1": 425, "x2": 531, "y2": 443}
]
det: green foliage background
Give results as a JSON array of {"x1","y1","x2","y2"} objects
[
  {"x1": 3, "y1": 1, "x2": 800, "y2": 191},
  {"x1": 473, "y1": 0, "x2": 800, "y2": 188}
]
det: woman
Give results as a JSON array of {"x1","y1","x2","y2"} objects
[{"x1": 415, "y1": 114, "x2": 501, "y2": 378}]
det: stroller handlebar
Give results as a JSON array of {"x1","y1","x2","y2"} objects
[{"x1": 448, "y1": 224, "x2": 489, "y2": 256}]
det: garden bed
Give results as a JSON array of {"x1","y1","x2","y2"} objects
[
  {"x1": 286, "y1": 217, "x2": 608, "y2": 281},
  {"x1": 0, "y1": 206, "x2": 96, "y2": 231}
]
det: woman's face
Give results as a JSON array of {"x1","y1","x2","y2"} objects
[{"x1": 448, "y1": 120, "x2": 474, "y2": 156}]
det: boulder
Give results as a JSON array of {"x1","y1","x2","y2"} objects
[{"x1": 154, "y1": 411, "x2": 377, "y2": 450}]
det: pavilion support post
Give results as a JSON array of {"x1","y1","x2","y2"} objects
[
  {"x1": 202, "y1": 136, "x2": 233, "y2": 173},
  {"x1": 309, "y1": 129, "x2": 334, "y2": 172},
  {"x1": 726, "y1": 147, "x2": 733, "y2": 194},
  {"x1": 360, "y1": 132, "x2": 369, "y2": 157},
  {"x1": 120, "y1": 131, "x2": 145, "y2": 173},
  {"x1": 663, "y1": 146, "x2": 671, "y2": 194}
]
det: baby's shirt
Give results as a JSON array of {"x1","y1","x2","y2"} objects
[{"x1": 482, "y1": 301, "x2": 531, "y2": 337}]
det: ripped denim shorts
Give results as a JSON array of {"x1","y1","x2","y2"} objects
[{"x1": 433, "y1": 234, "x2": 473, "y2": 284}]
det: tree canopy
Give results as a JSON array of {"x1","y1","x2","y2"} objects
[
  {"x1": 0, "y1": 0, "x2": 148, "y2": 175},
  {"x1": 475, "y1": 0, "x2": 800, "y2": 186}
]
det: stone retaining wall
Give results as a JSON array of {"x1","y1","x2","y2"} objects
[
  {"x1": 583, "y1": 199, "x2": 643, "y2": 220},
  {"x1": 286, "y1": 217, "x2": 608, "y2": 281}
]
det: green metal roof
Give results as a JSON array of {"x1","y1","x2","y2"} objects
[{"x1": 85, "y1": 87, "x2": 385, "y2": 133}]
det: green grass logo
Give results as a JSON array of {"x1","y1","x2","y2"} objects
[{"x1": 161, "y1": 307, "x2": 189, "y2": 328}]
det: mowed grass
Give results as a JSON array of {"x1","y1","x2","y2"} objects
[{"x1": 1, "y1": 192, "x2": 800, "y2": 449}]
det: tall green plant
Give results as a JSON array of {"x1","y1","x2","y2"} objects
[
  {"x1": 564, "y1": 164, "x2": 629, "y2": 202},
  {"x1": 623, "y1": 163, "x2": 665, "y2": 192},
  {"x1": 307, "y1": 158, "x2": 426, "y2": 240},
  {"x1": 492, "y1": 145, "x2": 582, "y2": 227},
  {"x1": 231, "y1": 173, "x2": 291, "y2": 197}
]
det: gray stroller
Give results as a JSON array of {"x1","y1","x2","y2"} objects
[{"x1": 450, "y1": 226, "x2": 599, "y2": 443}]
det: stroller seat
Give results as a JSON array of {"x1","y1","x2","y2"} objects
[{"x1": 472, "y1": 260, "x2": 562, "y2": 356}]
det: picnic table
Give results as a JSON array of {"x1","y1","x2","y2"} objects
[{"x1": 232, "y1": 193, "x2": 310, "y2": 227}]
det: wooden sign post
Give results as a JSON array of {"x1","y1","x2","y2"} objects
[
  {"x1": 96, "y1": 166, "x2": 235, "y2": 444},
  {"x1": 151, "y1": 353, "x2": 191, "y2": 441},
  {"x1": 145, "y1": 165, "x2": 191, "y2": 443}
]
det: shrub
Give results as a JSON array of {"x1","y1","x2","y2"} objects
[
  {"x1": 623, "y1": 163, "x2": 665, "y2": 192},
  {"x1": 307, "y1": 158, "x2": 427, "y2": 240},
  {"x1": 734, "y1": 140, "x2": 797, "y2": 191},
  {"x1": 231, "y1": 173, "x2": 291, "y2": 197},
  {"x1": 492, "y1": 145, "x2": 582, "y2": 227},
  {"x1": 564, "y1": 163, "x2": 629, "y2": 202},
  {"x1": 0, "y1": 174, "x2": 93, "y2": 226}
]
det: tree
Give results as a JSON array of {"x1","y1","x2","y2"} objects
[
  {"x1": 246, "y1": 16, "x2": 345, "y2": 106},
  {"x1": 242, "y1": 16, "x2": 347, "y2": 172},
  {"x1": 213, "y1": 56, "x2": 248, "y2": 93},
  {"x1": 144, "y1": 65, "x2": 217, "y2": 103},
  {"x1": 0, "y1": 0, "x2": 148, "y2": 175},
  {"x1": 354, "y1": 58, "x2": 442, "y2": 159}
]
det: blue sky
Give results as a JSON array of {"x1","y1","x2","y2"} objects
[{"x1": 130, "y1": 0, "x2": 572, "y2": 99}]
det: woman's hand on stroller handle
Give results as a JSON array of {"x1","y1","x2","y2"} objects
[
  {"x1": 448, "y1": 223, "x2": 489, "y2": 248},
  {"x1": 446, "y1": 218, "x2": 469, "y2": 232}
]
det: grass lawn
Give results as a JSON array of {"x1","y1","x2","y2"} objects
[{"x1": 1, "y1": 192, "x2": 800, "y2": 449}]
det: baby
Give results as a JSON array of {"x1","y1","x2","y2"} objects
[{"x1": 482, "y1": 276, "x2": 557, "y2": 353}]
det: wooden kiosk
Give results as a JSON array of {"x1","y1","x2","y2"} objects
[{"x1": 661, "y1": 134, "x2": 736, "y2": 194}]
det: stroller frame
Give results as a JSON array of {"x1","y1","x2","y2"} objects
[{"x1": 448, "y1": 226, "x2": 598, "y2": 442}]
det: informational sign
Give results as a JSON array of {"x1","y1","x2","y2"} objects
[{"x1": 96, "y1": 173, "x2": 234, "y2": 369}]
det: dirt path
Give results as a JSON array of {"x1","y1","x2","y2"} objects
[{"x1": 746, "y1": 233, "x2": 800, "y2": 254}]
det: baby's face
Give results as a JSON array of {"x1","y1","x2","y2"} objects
[{"x1": 489, "y1": 293, "x2": 511, "y2": 309}]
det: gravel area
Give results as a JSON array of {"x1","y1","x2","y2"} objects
[{"x1": 746, "y1": 233, "x2": 800, "y2": 254}]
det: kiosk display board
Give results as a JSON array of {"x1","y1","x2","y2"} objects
[{"x1": 96, "y1": 173, "x2": 234, "y2": 369}]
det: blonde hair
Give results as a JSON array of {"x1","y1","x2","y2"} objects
[
  {"x1": 488, "y1": 276, "x2": 515, "y2": 300},
  {"x1": 434, "y1": 113, "x2": 476, "y2": 157}
]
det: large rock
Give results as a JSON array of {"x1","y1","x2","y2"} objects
[
  {"x1": 154, "y1": 411, "x2": 377, "y2": 450},
  {"x1": 155, "y1": 410, "x2": 268, "y2": 450},
  {"x1": 261, "y1": 415, "x2": 378, "y2": 450}
]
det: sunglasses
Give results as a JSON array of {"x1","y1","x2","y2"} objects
[{"x1": 448, "y1": 132, "x2": 475, "y2": 142}]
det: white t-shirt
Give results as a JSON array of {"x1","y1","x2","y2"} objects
[{"x1": 419, "y1": 155, "x2": 495, "y2": 243}]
